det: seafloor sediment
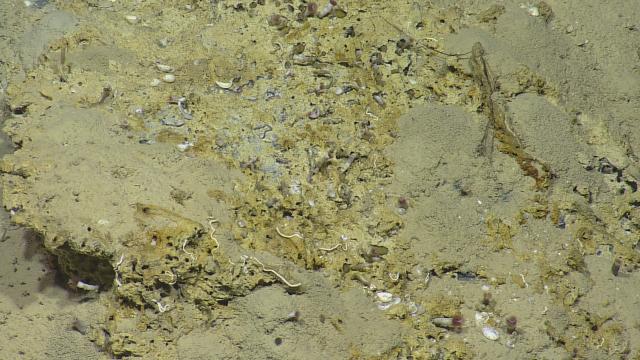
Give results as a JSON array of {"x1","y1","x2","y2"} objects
[{"x1": 1, "y1": 1, "x2": 640, "y2": 358}]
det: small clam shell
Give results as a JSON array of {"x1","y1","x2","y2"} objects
[
  {"x1": 162, "y1": 74, "x2": 176, "y2": 83},
  {"x1": 482, "y1": 325, "x2": 499, "y2": 341}
]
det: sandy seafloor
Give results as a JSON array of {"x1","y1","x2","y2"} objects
[{"x1": 1, "y1": 0, "x2": 640, "y2": 359}]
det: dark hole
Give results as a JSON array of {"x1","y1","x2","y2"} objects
[
  {"x1": 275, "y1": 337, "x2": 283, "y2": 346},
  {"x1": 12, "y1": 105, "x2": 28, "y2": 115}
]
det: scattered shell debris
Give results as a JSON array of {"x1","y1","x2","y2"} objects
[{"x1": 1, "y1": 0, "x2": 638, "y2": 358}]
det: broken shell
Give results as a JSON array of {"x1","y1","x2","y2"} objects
[
  {"x1": 76, "y1": 281, "x2": 99, "y2": 291},
  {"x1": 317, "y1": 2, "x2": 334, "y2": 18},
  {"x1": 177, "y1": 141, "x2": 193, "y2": 151},
  {"x1": 155, "y1": 63, "x2": 174, "y2": 73},
  {"x1": 475, "y1": 311, "x2": 490, "y2": 326},
  {"x1": 377, "y1": 296, "x2": 400, "y2": 310},
  {"x1": 162, "y1": 74, "x2": 176, "y2": 83},
  {"x1": 431, "y1": 317, "x2": 454, "y2": 328},
  {"x1": 482, "y1": 325, "x2": 499, "y2": 341},
  {"x1": 375, "y1": 291, "x2": 393, "y2": 303},
  {"x1": 215, "y1": 80, "x2": 233, "y2": 89},
  {"x1": 524, "y1": 5, "x2": 539, "y2": 16},
  {"x1": 160, "y1": 115, "x2": 185, "y2": 127},
  {"x1": 150, "y1": 78, "x2": 162, "y2": 87},
  {"x1": 125, "y1": 15, "x2": 139, "y2": 24}
]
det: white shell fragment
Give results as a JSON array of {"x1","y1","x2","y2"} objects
[
  {"x1": 524, "y1": 5, "x2": 539, "y2": 16},
  {"x1": 155, "y1": 63, "x2": 174, "y2": 73},
  {"x1": 150, "y1": 78, "x2": 161, "y2": 87},
  {"x1": 475, "y1": 311, "x2": 490, "y2": 326},
  {"x1": 377, "y1": 297, "x2": 401, "y2": 310},
  {"x1": 177, "y1": 141, "x2": 193, "y2": 151},
  {"x1": 215, "y1": 80, "x2": 233, "y2": 89},
  {"x1": 431, "y1": 317, "x2": 454, "y2": 328},
  {"x1": 375, "y1": 291, "x2": 393, "y2": 303},
  {"x1": 482, "y1": 325, "x2": 500, "y2": 341},
  {"x1": 162, "y1": 74, "x2": 176, "y2": 83},
  {"x1": 125, "y1": 15, "x2": 139, "y2": 24},
  {"x1": 375, "y1": 290, "x2": 401, "y2": 310},
  {"x1": 76, "y1": 281, "x2": 99, "y2": 291}
]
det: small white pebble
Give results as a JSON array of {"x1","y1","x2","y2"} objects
[{"x1": 150, "y1": 78, "x2": 162, "y2": 87}]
